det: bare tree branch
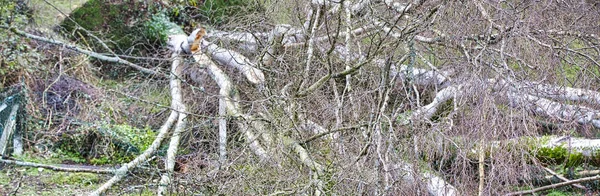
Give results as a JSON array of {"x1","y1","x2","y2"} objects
[
  {"x1": 158, "y1": 52, "x2": 188, "y2": 195},
  {"x1": 0, "y1": 158, "x2": 115, "y2": 174},
  {"x1": 505, "y1": 175, "x2": 600, "y2": 196},
  {"x1": 0, "y1": 25, "x2": 160, "y2": 76}
]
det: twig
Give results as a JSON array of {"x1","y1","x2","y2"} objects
[
  {"x1": 299, "y1": 6, "x2": 323, "y2": 91},
  {"x1": 474, "y1": 1, "x2": 503, "y2": 31},
  {"x1": 296, "y1": 74, "x2": 331, "y2": 97},
  {"x1": 194, "y1": 45, "x2": 271, "y2": 161},
  {"x1": 10, "y1": 174, "x2": 23, "y2": 195},
  {"x1": 527, "y1": 35, "x2": 600, "y2": 68},
  {"x1": 108, "y1": 89, "x2": 207, "y2": 118}
]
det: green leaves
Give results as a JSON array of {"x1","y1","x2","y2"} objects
[{"x1": 144, "y1": 13, "x2": 184, "y2": 43}]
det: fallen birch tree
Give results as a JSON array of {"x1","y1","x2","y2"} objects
[{"x1": 2, "y1": 0, "x2": 600, "y2": 195}]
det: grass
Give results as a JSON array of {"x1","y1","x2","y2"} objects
[
  {"x1": 29, "y1": 0, "x2": 89, "y2": 29},
  {"x1": 0, "y1": 166, "x2": 102, "y2": 195}
]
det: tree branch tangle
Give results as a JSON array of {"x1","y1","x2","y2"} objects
[{"x1": 3, "y1": 0, "x2": 600, "y2": 195}]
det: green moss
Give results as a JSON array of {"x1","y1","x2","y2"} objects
[
  {"x1": 536, "y1": 146, "x2": 585, "y2": 167},
  {"x1": 12, "y1": 152, "x2": 64, "y2": 165},
  {"x1": 0, "y1": 171, "x2": 10, "y2": 185},
  {"x1": 59, "y1": 0, "x2": 158, "y2": 55},
  {"x1": 560, "y1": 61, "x2": 581, "y2": 86},
  {"x1": 54, "y1": 122, "x2": 157, "y2": 165},
  {"x1": 267, "y1": 2, "x2": 292, "y2": 24},
  {"x1": 537, "y1": 146, "x2": 568, "y2": 163},
  {"x1": 43, "y1": 172, "x2": 99, "y2": 186},
  {"x1": 566, "y1": 153, "x2": 584, "y2": 167},
  {"x1": 144, "y1": 86, "x2": 171, "y2": 109},
  {"x1": 0, "y1": 166, "x2": 97, "y2": 195},
  {"x1": 430, "y1": 99, "x2": 454, "y2": 122},
  {"x1": 144, "y1": 13, "x2": 185, "y2": 43},
  {"x1": 396, "y1": 110, "x2": 412, "y2": 125},
  {"x1": 594, "y1": 149, "x2": 600, "y2": 165},
  {"x1": 545, "y1": 191, "x2": 569, "y2": 196},
  {"x1": 199, "y1": 0, "x2": 256, "y2": 25},
  {"x1": 545, "y1": 190, "x2": 585, "y2": 196},
  {"x1": 321, "y1": 169, "x2": 336, "y2": 194},
  {"x1": 0, "y1": 1, "x2": 40, "y2": 89},
  {"x1": 122, "y1": 189, "x2": 155, "y2": 196},
  {"x1": 555, "y1": 39, "x2": 600, "y2": 87},
  {"x1": 62, "y1": 0, "x2": 103, "y2": 31},
  {"x1": 417, "y1": 51, "x2": 443, "y2": 67},
  {"x1": 234, "y1": 164, "x2": 260, "y2": 175},
  {"x1": 94, "y1": 123, "x2": 157, "y2": 159}
]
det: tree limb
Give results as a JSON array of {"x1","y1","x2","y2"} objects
[
  {"x1": 158, "y1": 52, "x2": 188, "y2": 195},
  {"x1": 0, "y1": 158, "x2": 116, "y2": 174},
  {"x1": 193, "y1": 42, "x2": 271, "y2": 160},
  {"x1": 0, "y1": 25, "x2": 159, "y2": 76},
  {"x1": 542, "y1": 167, "x2": 587, "y2": 190},
  {"x1": 201, "y1": 40, "x2": 265, "y2": 84},
  {"x1": 505, "y1": 175, "x2": 600, "y2": 196}
]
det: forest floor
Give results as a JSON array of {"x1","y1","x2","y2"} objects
[
  {"x1": 0, "y1": 163, "x2": 157, "y2": 195},
  {"x1": 0, "y1": 165, "x2": 101, "y2": 195}
]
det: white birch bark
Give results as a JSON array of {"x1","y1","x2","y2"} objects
[
  {"x1": 158, "y1": 53, "x2": 188, "y2": 196},
  {"x1": 201, "y1": 40, "x2": 265, "y2": 84}
]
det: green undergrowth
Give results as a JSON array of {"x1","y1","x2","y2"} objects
[
  {"x1": 54, "y1": 122, "x2": 157, "y2": 165},
  {"x1": 545, "y1": 190, "x2": 584, "y2": 196},
  {"x1": 536, "y1": 146, "x2": 585, "y2": 167},
  {"x1": 12, "y1": 152, "x2": 74, "y2": 165},
  {"x1": 28, "y1": 0, "x2": 88, "y2": 28},
  {"x1": 98, "y1": 78, "x2": 171, "y2": 124},
  {"x1": 0, "y1": 167, "x2": 100, "y2": 195},
  {"x1": 0, "y1": 0, "x2": 39, "y2": 90},
  {"x1": 59, "y1": 0, "x2": 152, "y2": 53},
  {"x1": 43, "y1": 171, "x2": 100, "y2": 186},
  {"x1": 197, "y1": 0, "x2": 263, "y2": 25},
  {"x1": 530, "y1": 136, "x2": 600, "y2": 167},
  {"x1": 556, "y1": 39, "x2": 600, "y2": 87},
  {"x1": 121, "y1": 189, "x2": 155, "y2": 196}
]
